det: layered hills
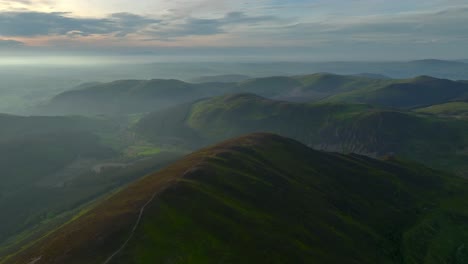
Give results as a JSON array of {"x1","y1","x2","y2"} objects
[
  {"x1": 37, "y1": 80, "x2": 233, "y2": 115},
  {"x1": 5, "y1": 133, "x2": 468, "y2": 264},
  {"x1": 136, "y1": 94, "x2": 468, "y2": 175},
  {"x1": 38, "y1": 73, "x2": 468, "y2": 116}
]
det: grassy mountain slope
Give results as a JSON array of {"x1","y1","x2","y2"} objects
[
  {"x1": 415, "y1": 101, "x2": 468, "y2": 119},
  {"x1": 296, "y1": 73, "x2": 392, "y2": 93},
  {"x1": 327, "y1": 76, "x2": 468, "y2": 108},
  {"x1": 5, "y1": 133, "x2": 468, "y2": 264},
  {"x1": 234, "y1": 76, "x2": 302, "y2": 97},
  {"x1": 137, "y1": 94, "x2": 468, "y2": 175}
]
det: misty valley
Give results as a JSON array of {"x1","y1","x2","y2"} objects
[{"x1": 0, "y1": 62, "x2": 467, "y2": 263}]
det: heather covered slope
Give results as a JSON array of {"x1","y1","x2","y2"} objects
[
  {"x1": 136, "y1": 94, "x2": 468, "y2": 175},
  {"x1": 5, "y1": 133, "x2": 468, "y2": 264}
]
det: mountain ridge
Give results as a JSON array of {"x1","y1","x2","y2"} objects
[{"x1": 5, "y1": 133, "x2": 468, "y2": 264}]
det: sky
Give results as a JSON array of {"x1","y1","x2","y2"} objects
[{"x1": 0, "y1": 0, "x2": 467, "y2": 61}]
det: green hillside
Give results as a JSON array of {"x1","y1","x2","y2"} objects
[
  {"x1": 415, "y1": 101, "x2": 468, "y2": 119},
  {"x1": 137, "y1": 94, "x2": 468, "y2": 175},
  {"x1": 295, "y1": 73, "x2": 392, "y2": 93},
  {"x1": 327, "y1": 76, "x2": 468, "y2": 108},
  {"x1": 234, "y1": 76, "x2": 302, "y2": 97},
  {"x1": 5, "y1": 133, "x2": 468, "y2": 264}
]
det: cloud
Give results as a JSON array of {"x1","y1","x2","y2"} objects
[
  {"x1": 109, "y1": 13, "x2": 162, "y2": 37},
  {"x1": 0, "y1": 11, "x2": 160, "y2": 37},
  {"x1": 251, "y1": 6, "x2": 468, "y2": 46},
  {"x1": 145, "y1": 11, "x2": 284, "y2": 39},
  {"x1": 0, "y1": 39, "x2": 24, "y2": 47},
  {"x1": 0, "y1": 3, "x2": 467, "y2": 60}
]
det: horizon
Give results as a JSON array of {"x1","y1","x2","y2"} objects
[{"x1": 0, "y1": 0, "x2": 467, "y2": 62}]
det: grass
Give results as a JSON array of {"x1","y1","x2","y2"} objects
[
  {"x1": 415, "y1": 101, "x2": 468, "y2": 119},
  {"x1": 125, "y1": 145, "x2": 162, "y2": 157}
]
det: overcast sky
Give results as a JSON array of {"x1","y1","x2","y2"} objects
[{"x1": 0, "y1": 0, "x2": 467, "y2": 60}]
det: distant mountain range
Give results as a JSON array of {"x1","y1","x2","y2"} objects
[
  {"x1": 189, "y1": 74, "x2": 251, "y2": 83},
  {"x1": 36, "y1": 73, "x2": 468, "y2": 115},
  {"x1": 3, "y1": 60, "x2": 468, "y2": 264},
  {"x1": 6, "y1": 133, "x2": 468, "y2": 264}
]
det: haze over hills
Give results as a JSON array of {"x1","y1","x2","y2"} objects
[
  {"x1": 0, "y1": 114, "x2": 111, "y2": 140},
  {"x1": 2, "y1": 60, "x2": 468, "y2": 263},
  {"x1": 2, "y1": 0, "x2": 468, "y2": 262},
  {"x1": 136, "y1": 93, "x2": 468, "y2": 175},
  {"x1": 36, "y1": 79, "x2": 234, "y2": 115},
  {"x1": 36, "y1": 73, "x2": 468, "y2": 116},
  {"x1": 189, "y1": 74, "x2": 251, "y2": 83},
  {"x1": 3, "y1": 59, "x2": 468, "y2": 114},
  {"x1": 0, "y1": 115, "x2": 115, "y2": 247},
  {"x1": 0, "y1": 114, "x2": 187, "y2": 254},
  {"x1": 5, "y1": 133, "x2": 468, "y2": 264}
]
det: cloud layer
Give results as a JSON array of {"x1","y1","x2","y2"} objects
[
  {"x1": 0, "y1": 39, "x2": 24, "y2": 47},
  {"x1": 0, "y1": 0, "x2": 467, "y2": 59}
]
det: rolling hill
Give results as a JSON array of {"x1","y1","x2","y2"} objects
[
  {"x1": 415, "y1": 101, "x2": 468, "y2": 119},
  {"x1": 37, "y1": 79, "x2": 235, "y2": 115},
  {"x1": 37, "y1": 73, "x2": 468, "y2": 116},
  {"x1": 327, "y1": 76, "x2": 468, "y2": 109},
  {"x1": 190, "y1": 74, "x2": 251, "y2": 83},
  {"x1": 4, "y1": 133, "x2": 468, "y2": 264},
  {"x1": 35, "y1": 74, "x2": 395, "y2": 115},
  {"x1": 136, "y1": 94, "x2": 468, "y2": 175}
]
